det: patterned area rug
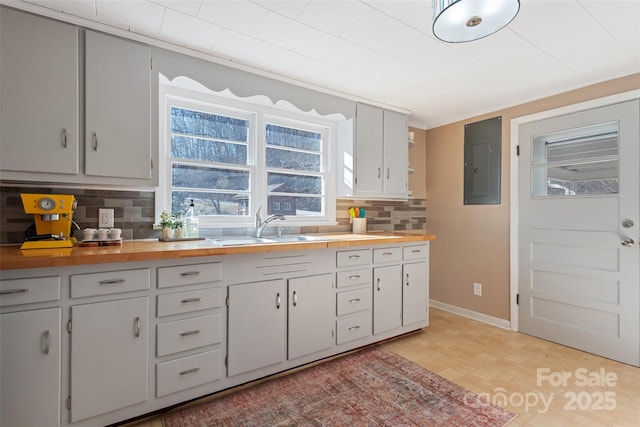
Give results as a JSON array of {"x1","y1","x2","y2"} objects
[{"x1": 162, "y1": 346, "x2": 516, "y2": 427}]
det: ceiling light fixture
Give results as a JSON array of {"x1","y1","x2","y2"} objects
[{"x1": 432, "y1": 0, "x2": 520, "y2": 43}]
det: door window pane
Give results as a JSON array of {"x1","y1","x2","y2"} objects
[{"x1": 531, "y1": 122, "x2": 619, "y2": 197}]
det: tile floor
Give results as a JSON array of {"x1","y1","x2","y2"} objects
[{"x1": 124, "y1": 308, "x2": 640, "y2": 427}]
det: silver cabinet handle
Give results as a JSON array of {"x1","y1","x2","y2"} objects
[
  {"x1": 180, "y1": 271, "x2": 200, "y2": 277},
  {"x1": 181, "y1": 297, "x2": 202, "y2": 303},
  {"x1": 383, "y1": 252, "x2": 393, "y2": 256},
  {"x1": 411, "y1": 249, "x2": 421, "y2": 253},
  {"x1": 180, "y1": 330, "x2": 200, "y2": 337},
  {"x1": 348, "y1": 298, "x2": 361, "y2": 304},
  {"x1": 179, "y1": 367, "x2": 200, "y2": 375},
  {"x1": 99, "y1": 279, "x2": 126, "y2": 285},
  {"x1": 376, "y1": 278, "x2": 381, "y2": 291},
  {"x1": 134, "y1": 317, "x2": 141, "y2": 338},
  {"x1": 621, "y1": 238, "x2": 635, "y2": 247},
  {"x1": 92, "y1": 132, "x2": 98, "y2": 151},
  {"x1": 406, "y1": 273, "x2": 410, "y2": 286},
  {"x1": 386, "y1": 168, "x2": 390, "y2": 179},
  {"x1": 349, "y1": 274, "x2": 361, "y2": 280},
  {"x1": 43, "y1": 330, "x2": 51, "y2": 355},
  {"x1": 348, "y1": 255, "x2": 360, "y2": 260},
  {"x1": 348, "y1": 325, "x2": 361, "y2": 331},
  {"x1": 377, "y1": 167, "x2": 381, "y2": 178},
  {"x1": 62, "y1": 128, "x2": 68, "y2": 148},
  {"x1": 293, "y1": 290, "x2": 298, "y2": 307},
  {"x1": 0, "y1": 288, "x2": 29, "y2": 295},
  {"x1": 276, "y1": 292, "x2": 281, "y2": 309}
]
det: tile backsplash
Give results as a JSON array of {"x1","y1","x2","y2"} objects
[
  {"x1": 1, "y1": 186, "x2": 156, "y2": 244},
  {"x1": 0, "y1": 185, "x2": 426, "y2": 244}
]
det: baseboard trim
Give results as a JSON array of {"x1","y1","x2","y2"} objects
[{"x1": 430, "y1": 300, "x2": 511, "y2": 330}]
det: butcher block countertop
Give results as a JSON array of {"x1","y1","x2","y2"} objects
[{"x1": 0, "y1": 232, "x2": 436, "y2": 271}]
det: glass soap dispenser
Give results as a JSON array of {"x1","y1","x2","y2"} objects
[{"x1": 185, "y1": 199, "x2": 199, "y2": 238}]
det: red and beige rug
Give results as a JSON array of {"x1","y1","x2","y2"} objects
[{"x1": 162, "y1": 346, "x2": 516, "y2": 427}]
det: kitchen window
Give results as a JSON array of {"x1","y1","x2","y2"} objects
[{"x1": 160, "y1": 86, "x2": 334, "y2": 227}]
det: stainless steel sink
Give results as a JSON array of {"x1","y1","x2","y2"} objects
[{"x1": 209, "y1": 235, "x2": 328, "y2": 246}]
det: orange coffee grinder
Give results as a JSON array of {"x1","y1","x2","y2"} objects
[{"x1": 20, "y1": 193, "x2": 78, "y2": 249}]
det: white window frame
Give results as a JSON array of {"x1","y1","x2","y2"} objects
[{"x1": 158, "y1": 84, "x2": 336, "y2": 228}]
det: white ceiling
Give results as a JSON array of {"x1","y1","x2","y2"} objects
[{"x1": 7, "y1": 0, "x2": 640, "y2": 128}]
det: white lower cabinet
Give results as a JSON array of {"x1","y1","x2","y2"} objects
[
  {"x1": 288, "y1": 274, "x2": 333, "y2": 360},
  {"x1": 70, "y1": 297, "x2": 149, "y2": 422},
  {"x1": 1, "y1": 307, "x2": 61, "y2": 427},
  {"x1": 227, "y1": 279, "x2": 286, "y2": 377},
  {"x1": 403, "y1": 261, "x2": 429, "y2": 326},
  {"x1": 373, "y1": 265, "x2": 402, "y2": 334}
]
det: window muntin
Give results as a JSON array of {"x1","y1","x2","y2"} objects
[{"x1": 531, "y1": 122, "x2": 619, "y2": 197}]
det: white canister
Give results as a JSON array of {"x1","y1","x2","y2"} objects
[
  {"x1": 109, "y1": 228, "x2": 121, "y2": 240},
  {"x1": 83, "y1": 228, "x2": 97, "y2": 241},
  {"x1": 352, "y1": 218, "x2": 367, "y2": 234},
  {"x1": 97, "y1": 229, "x2": 109, "y2": 240}
]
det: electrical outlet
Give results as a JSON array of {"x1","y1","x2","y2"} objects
[
  {"x1": 473, "y1": 282, "x2": 482, "y2": 296},
  {"x1": 99, "y1": 208, "x2": 114, "y2": 228}
]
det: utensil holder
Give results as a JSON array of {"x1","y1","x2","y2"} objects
[{"x1": 352, "y1": 218, "x2": 367, "y2": 233}]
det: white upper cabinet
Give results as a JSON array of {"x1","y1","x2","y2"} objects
[
  {"x1": 0, "y1": 8, "x2": 79, "y2": 175},
  {"x1": 355, "y1": 103, "x2": 408, "y2": 198},
  {"x1": 85, "y1": 31, "x2": 152, "y2": 180}
]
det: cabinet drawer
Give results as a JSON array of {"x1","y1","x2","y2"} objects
[
  {"x1": 403, "y1": 244, "x2": 428, "y2": 261},
  {"x1": 157, "y1": 314, "x2": 222, "y2": 357},
  {"x1": 156, "y1": 349, "x2": 222, "y2": 397},
  {"x1": 336, "y1": 313, "x2": 371, "y2": 345},
  {"x1": 373, "y1": 247, "x2": 401, "y2": 264},
  {"x1": 70, "y1": 268, "x2": 150, "y2": 298},
  {"x1": 336, "y1": 268, "x2": 370, "y2": 288},
  {"x1": 158, "y1": 262, "x2": 222, "y2": 289},
  {"x1": 0, "y1": 276, "x2": 60, "y2": 307},
  {"x1": 336, "y1": 287, "x2": 371, "y2": 316},
  {"x1": 157, "y1": 287, "x2": 222, "y2": 317},
  {"x1": 336, "y1": 249, "x2": 370, "y2": 268}
]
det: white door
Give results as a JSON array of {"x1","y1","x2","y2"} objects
[{"x1": 518, "y1": 100, "x2": 639, "y2": 367}]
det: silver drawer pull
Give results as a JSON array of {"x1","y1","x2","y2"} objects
[
  {"x1": 181, "y1": 297, "x2": 202, "y2": 303},
  {"x1": 348, "y1": 255, "x2": 360, "y2": 259},
  {"x1": 348, "y1": 325, "x2": 361, "y2": 331},
  {"x1": 349, "y1": 275, "x2": 361, "y2": 280},
  {"x1": 134, "y1": 317, "x2": 141, "y2": 338},
  {"x1": 179, "y1": 367, "x2": 200, "y2": 376},
  {"x1": 99, "y1": 279, "x2": 126, "y2": 285},
  {"x1": 348, "y1": 298, "x2": 361, "y2": 304},
  {"x1": 180, "y1": 330, "x2": 200, "y2": 337},
  {"x1": 276, "y1": 292, "x2": 281, "y2": 309},
  {"x1": 0, "y1": 288, "x2": 29, "y2": 295},
  {"x1": 406, "y1": 273, "x2": 410, "y2": 286},
  {"x1": 62, "y1": 128, "x2": 68, "y2": 148},
  {"x1": 382, "y1": 252, "x2": 393, "y2": 256},
  {"x1": 377, "y1": 278, "x2": 381, "y2": 291},
  {"x1": 43, "y1": 330, "x2": 51, "y2": 355},
  {"x1": 293, "y1": 290, "x2": 298, "y2": 307},
  {"x1": 411, "y1": 249, "x2": 421, "y2": 253},
  {"x1": 180, "y1": 271, "x2": 200, "y2": 277}
]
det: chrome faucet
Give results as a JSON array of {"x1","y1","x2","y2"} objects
[{"x1": 254, "y1": 205, "x2": 285, "y2": 237}]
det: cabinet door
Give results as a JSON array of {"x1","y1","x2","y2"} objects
[
  {"x1": 227, "y1": 279, "x2": 286, "y2": 377},
  {"x1": 403, "y1": 262, "x2": 429, "y2": 326},
  {"x1": 288, "y1": 274, "x2": 333, "y2": 360},
  {"x1": 1, "y1": 308, "x2": 61, "y2": 427},
  {"x1": 373, "y1": 265, "x2": 402, "y2": 334},
  {"x1": 355, "y1": 103, "x2": 384, "y2": 194},
  {"x1": 70, "y1": 297, "x2": 149, "y2": 422},
  {"x1": 0, "y1": 8, "x2": 79, "y2": 175},
  {"x1": 383, "y1": 110, "x2": 408, "y2": 197},
  {"x1": 85, "y1": 31, "x2": 151, "y2": 179}
]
